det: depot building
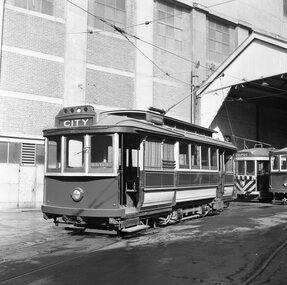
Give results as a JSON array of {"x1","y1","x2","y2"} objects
[{"x1": 1, "y1": 0, "x2": 287, "y2": 208}]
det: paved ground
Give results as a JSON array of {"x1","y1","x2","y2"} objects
[{"x1": 1, "y1": 203, "x2": 287, "y2": 284}]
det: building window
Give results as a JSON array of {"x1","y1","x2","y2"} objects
[
  {"x1": 88, "y1": 0, "x2": 126, "y2": 32},
  {"x1": 207, "y1": 18, "x2": 235, "y2": 63},
  {"x1": 0, "y1": 142, "x2": 21, "y2": 164},
  {"x1": 155, "y1": 1, "x2": 183, "y2": 52},
  {"x1": 284, "y1": 0, "x2": 287, "y2": 17},
  {"x1": 14, "y1": 0, "x2": 54, "y2": 16}
]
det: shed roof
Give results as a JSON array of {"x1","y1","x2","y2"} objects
[{"x1": 196, "y1": 32, "x2": 287, "y2": 128}]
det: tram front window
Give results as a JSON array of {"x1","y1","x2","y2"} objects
[
  {"x1": 65, "y1": 136, "x2": 85, "y2": 172},
  {"x1": 90, "y1": 134, "x2": 113, "y2": 173},
  {"x1": 236, "y1": 161, "x2": 245, "y2": 175},
  {"x1": 281, "y1": 155, "x2": 287, "y2": 170},
  {"x1": 47, "y1": 137, "x2": 61, "y2": 172},
  {"x1": 246, "y1": 161, "x2": 255, "y2": 175},
  {"x1": 271, "y1": 155, "x2": 279, "y2": 171}
]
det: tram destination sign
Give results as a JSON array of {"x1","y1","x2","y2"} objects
[{"x1": 57, "y1": 117, "x2": 94, "y2": 128}]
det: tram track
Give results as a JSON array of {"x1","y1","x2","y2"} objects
[
  {"x1": 0, "y1": 233, "x2": 121, "y2": 285},
  {"x1": 242, "y1": 239, "x2": 287, "y2": 285}
]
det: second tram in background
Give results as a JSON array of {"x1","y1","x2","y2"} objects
[
  {"x1": 235, "y1": 147, "x2": 273, "y2": 201},
  {"x1": 270, "y1": 148, "x2": 287, "y2": 204},
  {"x1": 42, "y1": 105, "x2": 237, "y2": 233}
]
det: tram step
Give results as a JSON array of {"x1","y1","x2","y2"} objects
[{"x1": 121, "y1": 224, "x2": 150, "y2": 233}]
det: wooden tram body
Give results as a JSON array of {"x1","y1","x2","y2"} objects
[
  {"x1": 234, "y1": 148, "x2": 272, "y2": 201},
  {"x1": 269, "y1": 148, "x2": 287, "y2": 203},
  {"x1": 42, "y1": 105, "x2": 236, "y2": 232}
]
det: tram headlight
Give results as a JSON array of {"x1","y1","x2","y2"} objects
[{"x1": 71, "y1": 188, "x2": 84, "y2": 202}]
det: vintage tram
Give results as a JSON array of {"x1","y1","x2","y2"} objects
[
  {"x1": 234, "y1": 147, "x2": 272, "y2": 201},
  {"x1": 41, "y1": 105, "x2": 236, "y2": 233},
  {"x1": 269, "y1": 147, "x2": 287, "y2": 203}
]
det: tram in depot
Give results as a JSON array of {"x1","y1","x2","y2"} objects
[
  {"x1": 269, "y1": 148, "x2": 287, "y2": 203},
  {"x1": 41, "y1": 105, "x2": 237, "y2": 233},
  {"x1": 234, "y1": 147, "x2": 272, "y2": 201}
]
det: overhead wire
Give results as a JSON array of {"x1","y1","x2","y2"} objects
[{"x1": 66, "y1": 0, "x2": 287, "y2": 110}]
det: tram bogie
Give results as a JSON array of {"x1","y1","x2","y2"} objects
[{"x1": 41, "y1": 105, "x2": 237, "y2": 233}]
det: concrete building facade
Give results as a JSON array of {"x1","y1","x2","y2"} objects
[{"x1": 0, "y1": 0, "x2": 287, "y2": 208}]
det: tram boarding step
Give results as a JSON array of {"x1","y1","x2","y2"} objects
[{"x1": 121, "y1": 224, "x2": 150, "y2": 233}]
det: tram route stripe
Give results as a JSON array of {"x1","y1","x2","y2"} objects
[{"x1": 235, "y1": 180, "x2": 256, "y2": 194}]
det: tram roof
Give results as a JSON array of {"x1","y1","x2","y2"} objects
[
  {"x1": 44, "y1": 107, "x2": 237, "y2": 151},
  {"x1": 270, "y1": 147, "x2": 287, "y2": 155},
  {"x1": 100, "y1": 114, "x2": 236, "y2": 150},
  {"x1": 102, "y1": 109, "x2": 216, "y2": 137},
  {"x1": 235, "y1": 147, "x2": 271, "y2": 159}
]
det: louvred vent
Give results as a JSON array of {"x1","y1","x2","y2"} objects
[{"x1": 21, "y1": 143, "x2": 36, "y2": 165}]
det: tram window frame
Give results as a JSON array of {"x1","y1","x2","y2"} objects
[
  {"x1": 280, "y1": 155, "x2": 287, "y2": 171},
  {"x1": 144, "y1": 138, "x2": 162, "y2": 170},
  {"x1": 246, "y1": 160, "x2": 255, "y2": 175},
  {"x1": 90, "y1": 134, "x2": 114, "y2": 173},
  {"x1": 163, "y1": 140, "x2": 175, "y2": 169},
  {"x1": 64, "y1": 135, "x2": 85, "y2": 173},
  {"x1": 257, "y1": 160, "x2": 269, "y2": 175},
  {"x1": 225, "y1": 153, "x2": 233, "y2": 172},
  {"x1": 190, "y1": 143, "x2": 200, "y2": 169},
  {"x1": 201, "y1": 145, "x2": 209, "y2": 169},
  {"x1": 271, "y1": 155, "x2": 280, "y2": 172},
  {"x1": 210, "y1": 146, "x2": 218, "y2": 170},
  {"x1": 179, "y1": 141, "x2": 190, "y2": 169},
  {"x1": 47, "y1": 136, "x2": 62, "y2": 172},
  {"x1": 236, "y1": 160, "x2": 245, "y2": 175}
]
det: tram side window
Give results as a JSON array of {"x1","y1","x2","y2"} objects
[
  {"x1": 66, "y1": 136, "x2": 84, "y2": 169},
  {"x1": 47, "y1": 137, "x2": 61, "y2": 170},
  {"x1": 210, "y1": 146, "x2": 218, "y2": 170},
  {"x1": 246, "y1": 160, "x2": 255, "y2": 175},
  {"x1": 91, "y1": 135, "x2": 113, "y2": 169},
  {"x1": 179, "y1": 142, "x2": 189, "y2": 169},
  {"x1": 257, "y1": 161, "x2": 269, "y2": 174},
  {"x1": 191, "y1": 143, "x2": 200, "y2": 169},
  {"x1": 144, "y1": 139, "x2": 161, "y2": 169},
  {"x1": 163, "y1": 140, "x2": 175, "y2": 169},
  {"x1": 271, "y1": 155, "x2": 280, "y2": 171},
  {"x1": 281, "y1": 155, "x2": 287, "y2": 170},
  {"x1": 225, "y1": 154, "x2": 233, "y2": 172},
  {"x1": 201, "y1": 145, "x2": 209, "y2": 169}
]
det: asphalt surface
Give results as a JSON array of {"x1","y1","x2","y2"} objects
[{"x1": 1, "y1": 202, "x2": 287, "y2": 284}]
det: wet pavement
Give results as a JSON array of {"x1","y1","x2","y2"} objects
[{"x1": 1, "y1": 203, "x2": 287, "y2": 284}]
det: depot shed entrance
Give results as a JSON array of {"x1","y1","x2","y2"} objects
[{"x1": 196, "y1": 32, "x2": 287, "y2": 150}]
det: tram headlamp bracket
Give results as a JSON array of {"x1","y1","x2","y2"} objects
[{"x1": 71, "y1": 187, "x2": 84, "y2": 202}]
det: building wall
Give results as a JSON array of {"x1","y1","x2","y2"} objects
[
  {"x1": 1, "y1": 0, "x2": 287, "y2": 208},
  {"x1": 0, "y1": 2, "x2": 65, "y2": 209}
]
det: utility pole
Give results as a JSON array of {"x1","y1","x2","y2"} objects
[{"x1": 191, "y1": 72, "x2": 199, "y2": 124}]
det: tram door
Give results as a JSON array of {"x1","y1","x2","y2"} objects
[
  {"x1": 257, "y1": 160, "x2": 269, "y2": 197},
  {"x1": 119, "y1": 134, "x2": 142, "y2": 208}
]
